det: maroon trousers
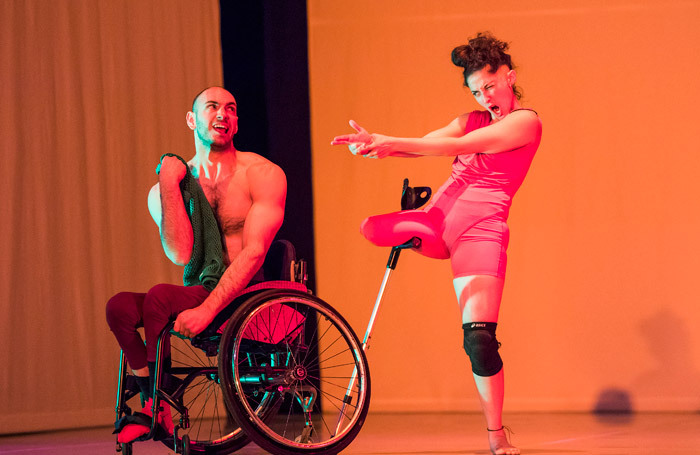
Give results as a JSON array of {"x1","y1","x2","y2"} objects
[{"x1": 105, "y1": 284, "x2": 210, "y2": 370}]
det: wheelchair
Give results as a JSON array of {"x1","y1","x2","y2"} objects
[
  {"x1": 114, "y1": 240, "x2": 371, "y2": 455},
  {"x1": 114, "y1": 179, "x2": 429, "y2": 455}
]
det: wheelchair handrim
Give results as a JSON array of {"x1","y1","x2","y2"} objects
[{"x1": 231, "y1": 295, "x2": 369, "y2": 450}]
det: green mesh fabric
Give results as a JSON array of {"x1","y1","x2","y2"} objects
[{"x1": 158, "y1": 153, "x2": 226, "y2": 291}]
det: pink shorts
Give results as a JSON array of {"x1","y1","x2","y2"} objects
[{"x1": 447, "y1": 213, "x2": 509, "y2": 278}]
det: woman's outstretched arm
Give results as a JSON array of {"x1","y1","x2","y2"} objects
[
  {"x1": 333, "y1": 115, "x2": 469, "y2": 159},
  {"x1": 332, "y1": 111, "x2": 540, "y2": 159}
]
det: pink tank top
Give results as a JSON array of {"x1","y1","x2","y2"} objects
[{"x1": 428, "y1": 109, "x2": 538, "y2": 219}]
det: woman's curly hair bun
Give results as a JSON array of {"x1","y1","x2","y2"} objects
[{"x1": 451, "y1": 32, "x2": 522, "y2": 99}]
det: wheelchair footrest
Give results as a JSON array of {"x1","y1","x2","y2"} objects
[{"x1": 113, "y1": 412, "x2": 171, "y2": 442}]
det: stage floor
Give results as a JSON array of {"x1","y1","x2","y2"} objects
[{"x1": 2, "y1": 411, "x2": 699, "y2": 454}]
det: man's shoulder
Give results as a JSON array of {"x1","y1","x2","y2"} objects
[
  {"x1": 235, "y1": 152, "x2": 286, "y2": 201},
  {"x1": 240, "y1": 152, "x2": 286, "y2": 179},
  {"x1": 239, "y1": 150, "x2": 273, "y2": 166}
]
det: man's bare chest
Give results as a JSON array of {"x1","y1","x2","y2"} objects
[{"x1": 198, "y1": 175, "x2": 251, "y2": 236}]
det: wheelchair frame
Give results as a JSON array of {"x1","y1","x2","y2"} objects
[{"x1": 114, "y1": 248, "x2": 370, "y2": 455}]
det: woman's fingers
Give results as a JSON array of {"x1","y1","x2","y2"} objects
[
  {"x1": 349, "y1": 143, "x2": 369, "y2": 155},
  {"x1": 331, "y1": 134, "x2": 356, "y2": 145},
  {"x1": 331, "y1": 120, "x2": 372, "y2": 145},
  {"x1": 349, "y1": 119, "x2": 367, "y2": 134}
]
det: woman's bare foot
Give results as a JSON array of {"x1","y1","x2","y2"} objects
[{"x1": 488, "y1": 427, "x2": 519, "y2": 455}]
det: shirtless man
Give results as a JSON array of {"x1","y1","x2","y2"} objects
[{"x1": 106, "y1": 86, "x2": 287, "y2": 443}]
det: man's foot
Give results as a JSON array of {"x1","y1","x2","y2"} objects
[
  {"x1": 488, "y1": 427, "x2": 519, "y2": 455},
  {"x1": 157, "y1": 401, "x2": 174, "y2": 435},
  {"x1": 117, "y1": 399, "x2": 154, "y2": 443}
]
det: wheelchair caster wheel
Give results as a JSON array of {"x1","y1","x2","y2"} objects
[
  {"x1": 181, "y1": 434, "x2": 190, "y2": 455},
  {"x1": 119, "y1": 442, "x2": 132, "y2": 455}
]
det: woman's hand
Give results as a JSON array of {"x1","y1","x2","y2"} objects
[
  {"x1": 348, "y1": 143, "x2": 368, "y2": 156},
  {"x1": 332, "y1": 120, "x2": 394, "y2": 159}
]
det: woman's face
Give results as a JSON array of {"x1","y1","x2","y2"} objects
[{"x1": 466, "y1": 64, "x2": 518, "y2": 121}]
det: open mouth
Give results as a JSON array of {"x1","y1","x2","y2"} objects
[
  {"x1": 491, "y1": 105, "x2": 501, "y2": 116},
  {"x1": 212, "y1": 123, "x2": 229, "y2": 134}
]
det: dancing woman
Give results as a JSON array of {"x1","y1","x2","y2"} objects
[{"x1": 332, "y1": 32, "x2": 542, "y2": 455}]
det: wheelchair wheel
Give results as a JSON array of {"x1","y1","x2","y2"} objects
[
  {"x1": 219, "y1": 290, "x2": 371, "y2": 455},
  {"x1": 159, "y1": 329, "x2": 250, "y2": 454}
]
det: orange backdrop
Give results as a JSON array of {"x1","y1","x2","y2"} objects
[{"x1": 308, "y1": 0, "x2": 700, "y2": 412}]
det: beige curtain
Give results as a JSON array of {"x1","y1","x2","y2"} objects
[{"x1": 0, "y1": 0, "x2": 222, "y2": 434}]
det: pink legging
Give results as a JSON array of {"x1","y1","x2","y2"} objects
[
  {"x1": 105, "y1": 284, "x2": 210, "y2": 370},
  {"x1": 360, "y1": 203, "x2": 509, "y2": 278}
]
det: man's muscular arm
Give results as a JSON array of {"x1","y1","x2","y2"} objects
[
  {"x1": 173, "y1": 162, "x2": 287, "y2": 337},
  {"x1": 147, "y1": 156, "x2": 194, "y2": 265}
]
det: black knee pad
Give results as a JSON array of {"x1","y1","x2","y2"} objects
[{"x1": 462, "y1": 322, "x2": 503, "y2": 377}]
